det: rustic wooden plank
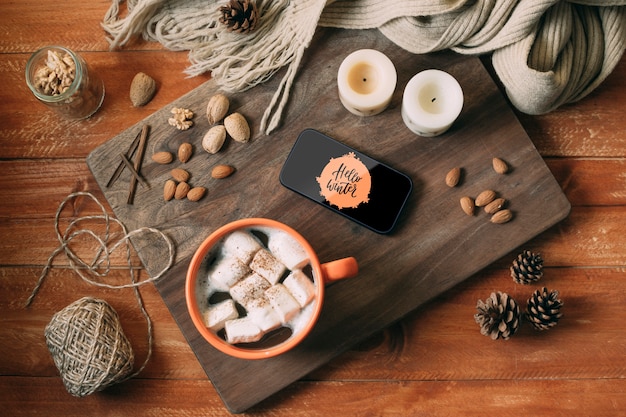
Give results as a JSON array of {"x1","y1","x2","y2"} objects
[
  {"x1": 4, "y1": 268, "x2": 175, "y2": 321},
  {"x1": 0, "y1": 160, "x2": 105, "y2": 219},
  {"x1": 3, "y1": 0, "x2": 626, "y2": 415},
  {"x1": 3, "y1": 52, "x2": 623, "y2": 162},
  {"x1": 86, "y1": 28, "x2": 571, "y2": 412},
  {"x1": 522, "y1": 206, "x2": 626, "y2": 267},
  {"x1": 0, "y1": 0, "x2": 145, "y2": 53},
  {"x1": 3, "y1": 206, "x2": 626, "y2": 268},
  {"x1": 6, "y1": 266, "x2": 624, "y2": 382},
  {"x1": 0, "y1": 218, "x2": 146, "y2": 267},
  {"x1": 2, "y1": 377, "x2": 625, "y2": 416},
  {"x1": 547, "y1": 158, "x2": 626, "y2": 206},
  {"x1": 1, "y1": 266, "x2": 204, "y2": 379},
  {"x1": 1, "y1": 157, "x2": 625, "y2": 222},
  {"x1": 316, "y1": 266, "x2": 626, "y2": 381},
  {"x1": 1, "y1": 52, "x2": 208, "y2": 159}
]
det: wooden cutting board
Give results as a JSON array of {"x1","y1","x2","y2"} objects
[{"x1": 87, "y1": 28, "x2": 570, "y2": 413}]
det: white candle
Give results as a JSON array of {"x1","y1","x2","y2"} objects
[
  {"x1": 337, "y1": 49, "x2": 397, "y2": 117},
  {"x1": 402, "y1": 69, "x2": 464, "y2": 137}
]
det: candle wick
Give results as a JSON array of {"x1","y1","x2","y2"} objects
[
  {"x1": 431, "y1": 97, "x2": 436, "y2": 102},
  {"x1": 363, "y1": 78, "x2": 367, "y2": 82}
]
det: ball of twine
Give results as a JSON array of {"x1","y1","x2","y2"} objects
[
  {"x1": 45, "y1": 297, "x2": 135, "y2": 397},
  {"x1": 26, "y1": 191, "x2": 176, "y2": 396}
]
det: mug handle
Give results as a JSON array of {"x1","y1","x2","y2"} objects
[{"x1": 320, "y1": 257, "x2": 358, "y2": 284}]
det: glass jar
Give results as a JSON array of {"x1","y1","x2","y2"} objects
[{"x1": 25, "y1": 46, "x2": 105, "y2": 120}]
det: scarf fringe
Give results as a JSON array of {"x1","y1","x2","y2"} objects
[{"x1": 102, "y1": 0, "x2": 626, "y2": 132}]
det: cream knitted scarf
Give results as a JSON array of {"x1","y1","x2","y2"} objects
[{"x1": 103, "y1": 0, "x2": 626, "y2": 134}]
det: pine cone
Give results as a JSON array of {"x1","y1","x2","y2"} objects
[
  {"x1": 526, "y1": 287, "x2": 563, "y2": 330},
  {"x1": 510, "y1": 250, "x2": 543, "y2": 285},
  {"x1": 474, "y1": 291, "x2": 521, "y2": 340},
  {"x1": 219, "y1": 0, "x2": 257, "y2": 33}
]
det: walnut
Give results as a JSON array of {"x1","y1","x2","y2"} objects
[
  {"x1": 33, "y1": 50, "x2": 76, "y2": 96},
  {"x1": 168, "y1": 107, "x2": 194, "y2": 130}
]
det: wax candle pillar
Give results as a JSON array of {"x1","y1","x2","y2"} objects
[
  {"x1": 337, "y1": 49, "x2": 397, "y2": 117},
  {"x1": 402, "y1": 69, "x2": 464, "y2": 137}
]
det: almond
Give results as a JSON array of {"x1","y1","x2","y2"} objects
[
  {"x1": 490, "y1": 209, "x2": 513, "y2": 224},
  {"x1": 484, "y1": 198, "x2": 506, "y2": 214},
  {"x1": 163, "y1": 179, "x2": 176, "y2": 201},
  {"x1": 211, "y1": 164, "x2": 235, "y2": 179},
  {"x1": 175, "y1": 181, "x2": 191, "y2": 200},
  {"x1": 460, "y1": 196, "x2": 475, "y2": 216},
  {"x1": 187, "y1": 186, "x2": 207, "y2": 202},
  {"x1": 152, "y1": 151, "x2": 173, "y2": 164},
  {"x1": 492, "y1": 157, "x2": 509, "y2": 174},
  {"x1": 206, "y1": 93, "x2": 230, "y2": 125},
  {"x1": 171, "y1": 168, "x2": 190, "y2": 182},
  {"x1": 202, "y1": 125, "x2": 227, "y2": 154},
  {"x1": 224, "y1": 112, "x2": 250, "y2": 143},
  {"x1": 475, "y1": 190, "x2": 496, "y2": 207},
  {"x1": 178, "y1": 142, "x2": 192, "y2": 163},
  {"x1": 129, "y1": 72, "x2": 157, "y2": 107},
  {"x1": 445, "y1": 167, "x2": 461, "y2": 187}
]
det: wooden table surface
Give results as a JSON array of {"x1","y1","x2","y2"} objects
[{"x1": 2, "y1": 2, "x2": 625, "y2": 416}]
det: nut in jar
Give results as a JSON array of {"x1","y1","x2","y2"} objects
[{"x1": 25, "y1": 46, "x2": 105, "y2": 120}]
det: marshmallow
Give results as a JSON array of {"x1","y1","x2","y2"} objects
[
  {"x1": 265, "y1": 284, "x2": 301, "y2": 323},
  {"x1": 229, "y1": 273, "x2": 271, "y2": 310},
  {"x1": 224, "y1": 317, "x2": 264, "y2": 344},
  {"x1": 222, "y1": 230, "x2": 262, "y2": 264},
  {"x1": 267, "y1": 230, "x2": 310, "y2": 270},
  {"x1": 203, "y1": 299, "x2": 239, "y2": 332},
  {"x1": 207, "y1": 255, "x2": 250, "y2": 291},
  {"x1": 246, "y1": 297, "x2": 282, "y2": 332},
  {"x1": 249, "y1": 248, "x2": 287, "y2": 285},
  {"x1": 283, "y1": 269, "x2": 316, "y2": 308}
]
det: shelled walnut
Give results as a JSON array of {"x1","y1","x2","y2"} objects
[
  {"x1": 33, "y1": 50, "x2": 76, "y2": 96},
  {"x1": 168, "y1": 107, "x2": 194, "y2": 130}
]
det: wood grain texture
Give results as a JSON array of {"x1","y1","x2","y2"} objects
[
  {"x1": 3, "y1": 378, "x2": 626, "y2": 417},
  {"x1": 87, "y1": 29, "x2": 569, "y2": 412},
  {"x1": 0, "y1": 52, "x2": 208, "y2": 159},
  {"x1": 2, "y1": 0, "x2": 626, "y2": 416}
]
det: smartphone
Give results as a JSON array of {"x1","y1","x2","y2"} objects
[{"x1": 280, "y1": 129, "x2": 413, "y2": 234}]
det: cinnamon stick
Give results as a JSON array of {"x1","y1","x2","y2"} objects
[
  {"x1": 127, "y1": 125, "x2": 149, "y2": 204},
  {"x1": 119, "y1": 153, "x2": 148, "y2": 188},
  {"x1": 106, "y1": 129, "x2": 141, "y2": 188}
]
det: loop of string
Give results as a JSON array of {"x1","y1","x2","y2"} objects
[{"x1": 25, "y1": 191, "x2": 175, "y2": 379}]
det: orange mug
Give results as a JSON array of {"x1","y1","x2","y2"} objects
[{"x1": 185, "y1": 218, "x2": 358, "y2": 360}]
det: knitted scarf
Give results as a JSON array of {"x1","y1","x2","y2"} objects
[{"x1": 103, "y1": 0, "x2": 626, "y2": 134}]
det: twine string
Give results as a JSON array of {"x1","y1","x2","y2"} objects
[{"x1": 25, "y1": 191, "x2": 175, "y2": 380}]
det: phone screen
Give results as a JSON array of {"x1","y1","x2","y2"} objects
[{"x1": 280, "y1": 129, "x2": 413, "y2": 234}]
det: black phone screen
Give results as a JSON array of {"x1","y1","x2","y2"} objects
[{"x1": 280, "y1": 129, "x2": 413, "y2": 234}]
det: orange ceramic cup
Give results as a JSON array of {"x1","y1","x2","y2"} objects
[{"x1": 185, "y1": 218, "x2": 358, "y2": 360}]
